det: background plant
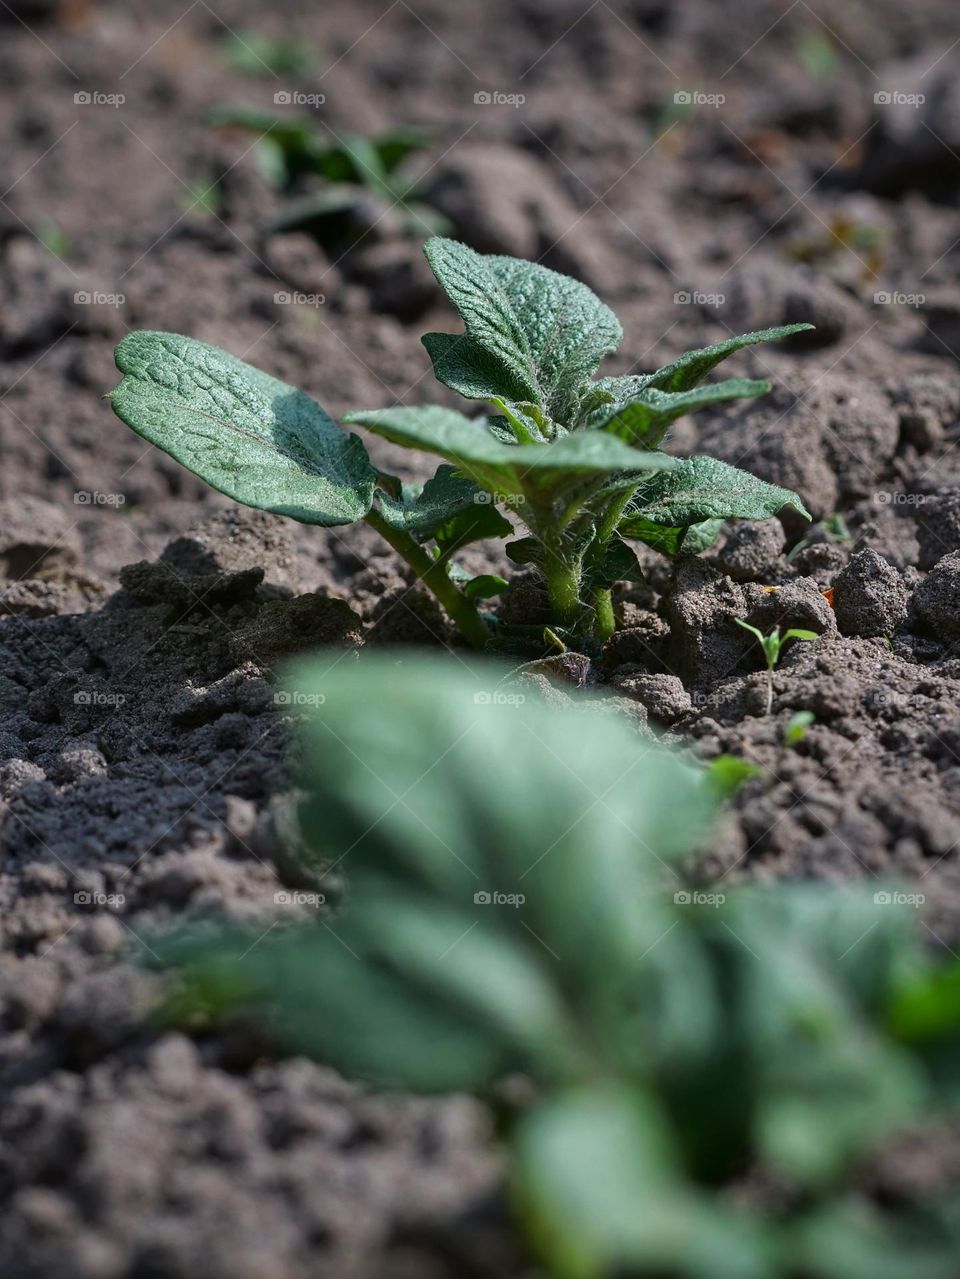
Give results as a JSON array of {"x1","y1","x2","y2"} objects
[
  {"x1": 735, "y1": 619, "x2": 819, "y2": 714},
  {"x1": 159, "y1": 655, "x2": 960, "y2": 1279},
  {"x1": 108, "y1": 237, "x2": 811, "y2": 650},
  {"x1": 208, "y1": 108, "x2": 447, "y2": 244}
]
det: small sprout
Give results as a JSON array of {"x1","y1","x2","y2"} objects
[
  {"x1": 783, "y1": 709, "x2": 815, "y2": 747},
  {"x1": 183, "y1": 181, "x2": 221, "y2": 218},
  {"x1": 107, "y1": 239, "x2": 812, "y2": 650},
  {"x1": 735, "y1": 619, "x2": 819, "y2": 715},
  {"x1": 220, "y1": 30, "x2": 315, "y2": 77},
  {"x1": 707, "y1": 753, "x2": 764, "y2": 797}
]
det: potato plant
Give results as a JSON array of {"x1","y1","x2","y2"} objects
[
  {"x1": 160, "y1": 655, "x2": 960, "y2": 1279},
  {"x1": 108, "y1": 237, "x2": 811, "y2": 649}
]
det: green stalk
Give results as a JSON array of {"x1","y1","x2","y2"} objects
[
  {"x1": 364, "y1": 507, "x2": 491, "y2": 649},
  {"x1": 585, "y1": 485, "x2": 637, "y2": 644},
  {"x1": 542, "y1": 543, "x2": 583, "y2": 632}
]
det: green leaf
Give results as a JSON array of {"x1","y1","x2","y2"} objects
[
  {"x1": 784, "y1": 710, "x2": 815, "y2": 746},
  {"x1": 621, "y1": 456, "x2": 810, "y2": 536},
  {"x1": 583, "y1": 535, "x2": 644, "y2": 590},
  {"x1": 109, "y1": 332, "x2": 377, "y2": 526},
  {"x1": 641, "y1": 325, "x2": 814, "y2": 393},
  {"x1": 375, "y1": 464, "x2": 492, "y2": 534},
  {"x1": 587, "y1": 378, "x2": 771, "y2": 448},
  {"x1": 344, "y1": 406, "x2": 674, "y2": 497},
  {"x1": 462, "y1": 573, "x2": 508, "y2": 600},
  {"x1": 422, "y1": 237, "x2": 622, "y2": 424},
  {"x1": 515, "y1": 1085, "x2": 770, "y2": 1279},
  {"x1": 707, "y1": 755, "x2": 764, "y2": 797},
  {"x1": 615, "y1": 515, "x2": 726, "y2": 557}
]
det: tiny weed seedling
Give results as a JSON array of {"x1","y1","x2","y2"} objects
[
  {"x1": 735, "y1": 619, "x2": 818, "y2": 715},
  {"x1": 207, "y1": 109, "x2": 446, "y2": 243},
  {"x1": 783, "y1": 708, "x2": 815, "y2": 746},
  {"x1": 219, "y1": 30, "x2": 315, "y2": 78},
  {"x1": 159, "y1": 656, "x2": 960, "y2": 1279},
  {"x1": 108, "y1": 237, "x2": 811, "y2": 650}
]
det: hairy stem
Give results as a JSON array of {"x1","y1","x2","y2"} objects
[
  {"x1": 364, "y1": 507, "x2": 491, "y2": 649},
  {"x1": 593, "y1": 588, "x2": 617, "y2": 644},
  {"x1": 585, "y1": 485, "x2": 638, "y2": 644},
  {"x1": 542, "y1": 545, "x2": 583, "y2": 632}
]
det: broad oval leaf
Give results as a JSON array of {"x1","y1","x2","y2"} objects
[
  {"x1": 344, "y1": 405, "x2": 675, "y2": 496},
  {"x1": 422, "y1": 237, "x2": 622, "y2": 425},
  {"x1": 110, "y1": 332, "x2": 377, "y2": 526},
  {"x1": 621, "y1": 455, "x2": 810, "y2": 536}
]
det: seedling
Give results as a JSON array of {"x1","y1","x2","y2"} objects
[
  {"x1": 107, "y1": 237, "x2": 811, "y2": 650},
  {"x1": 207, "y1": 109, "x2": 447, "y2": 242},
  {"x1": 735, "y1": 618, "x2": 818, "y2": 715},
  {"x1": 783, "y1": 708, "x2": 815, "y2": 746},
  {"x1": 158, "y1": 656, "x2": 960, "y2": 1279},
  {"x1": 219, "y1": 30, "x2": 315, "y2": 77}
]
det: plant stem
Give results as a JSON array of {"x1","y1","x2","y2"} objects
[
  {"x1": 765, "y1": 664, "x2": 774, "y2": 716},
  {"x1": 593, "y1": 587, "x2": 616, "y2": 644},
  {"x1": 542, "y1": 546, "x2": 583, "y2": 632},
  {"x1": 364, "y1": 508, "x2": 491, "y2": 649},
  {"x1": 585, "y1": 486, "x2": 638, "y2": 644}
]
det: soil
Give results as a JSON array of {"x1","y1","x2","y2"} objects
[{"x1": 3, "y1": 0, "x2": 960, "y2": 1275}]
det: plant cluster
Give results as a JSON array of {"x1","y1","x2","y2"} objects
[
  {"x1": 161, "y1": 655, "x2": 960, "y2": 1279},
  {"x1": 108, "y1": 237, "x2": 811, "y2": 649},
  {"x1": 208, "y1": 109, "x2": 446, "y2": 242}
]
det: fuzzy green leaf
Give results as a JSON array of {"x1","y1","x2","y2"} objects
[
  {"x1": 422, "y1": 237, "x2": 622, "y2": 424},
  {"x1": 621, "y1": 456, "x2": 810, "y2": 536},
  {"x1": 345, "y1": 406, "x2": 674, "y2": 497},
  {"x1": 376, "y1": 464, "x2": 490, "y2": 534},
  {"x1": 110, "y1": 332, "x2": 377, "y2": 526},
  {"x1": 642, "y1": 325, "x2": 814, "y2": 393},
  {"x1": 616, "y1": 515, "x2": 726, "y2": 557},
  {"x1": 588, "y1": 378, "x2": 771, "y2": 448}
]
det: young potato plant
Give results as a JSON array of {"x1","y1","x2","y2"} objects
[
  {"x1": 108, "y1": 237, "x2": 811, "y2": 650},
  {"x1": 160, "y1": 655, "x2": 960, "y2": 1279}
]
